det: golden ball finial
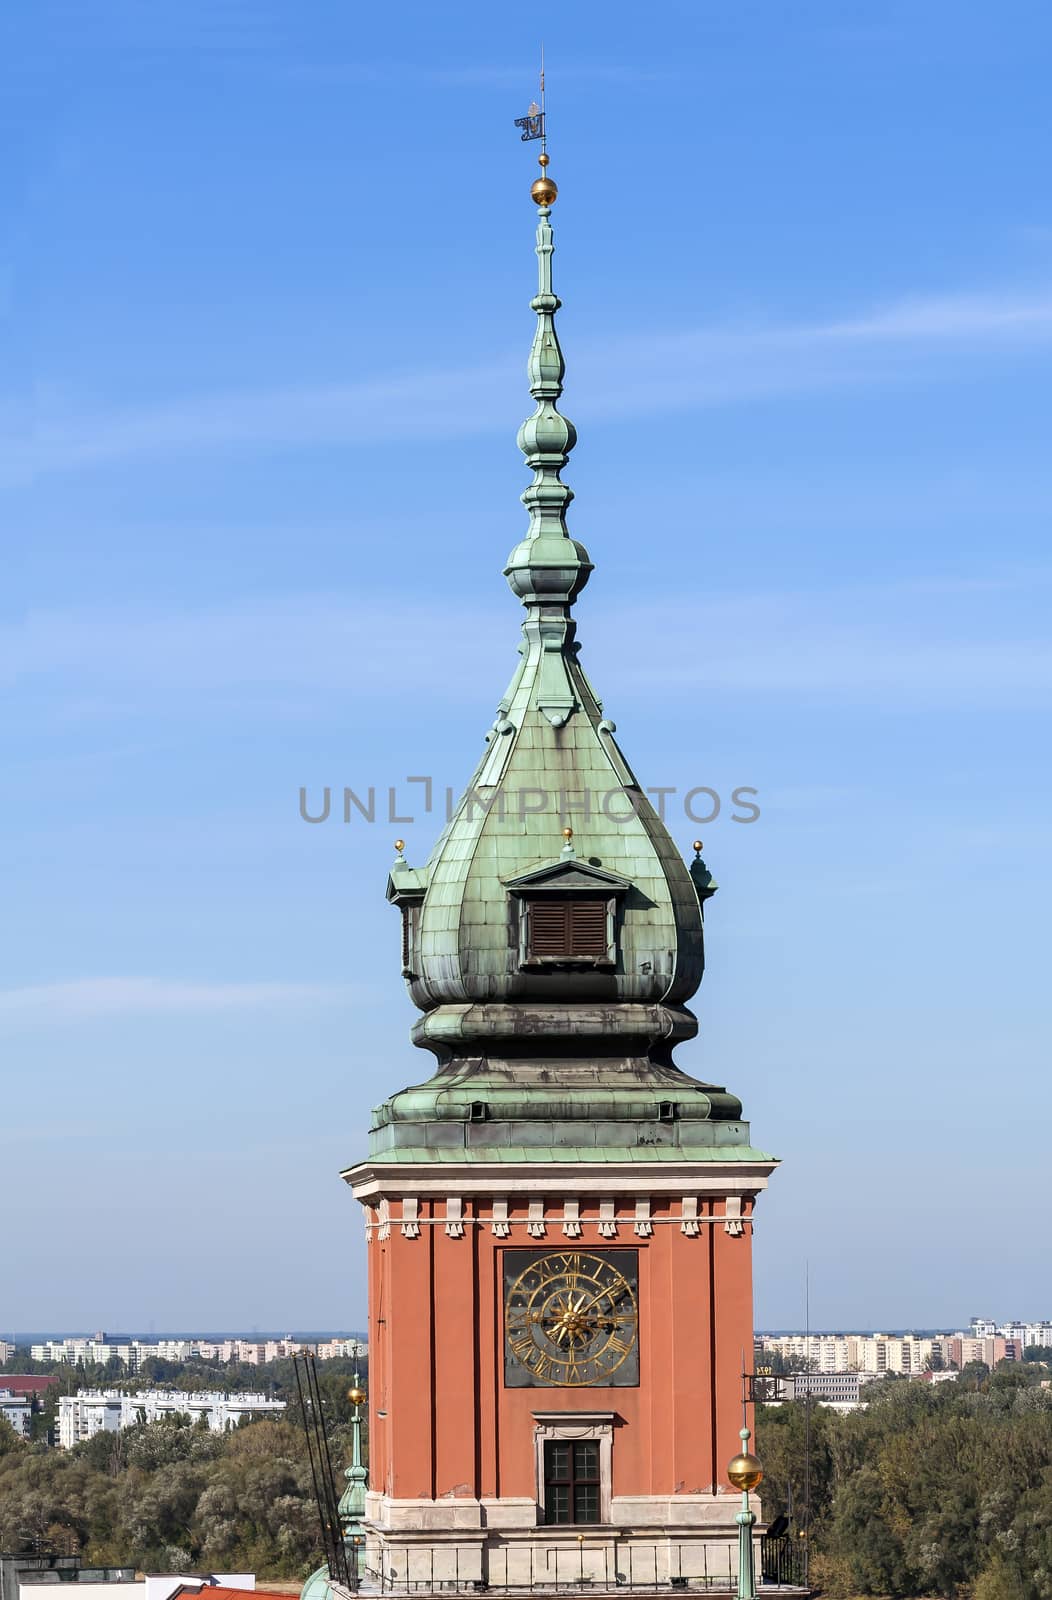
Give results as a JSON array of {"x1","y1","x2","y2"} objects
[
  {"x1": 538, "y1": 152, "x2": 550, "y2": 167},
  {"x1": 693, "y1": 840, "x2": 703, "y2": 853},
  {"x1": 727, "y1": 1452, "x2": 764, "y2": 1492},
  {"x1": 531, "y1": 175, "x2": 558, "y2": 207},
  {"x1": 563, "y1": 826, "x2": 574, "y2": 840},
  {"x1": 347, "y1": 1385, "x2": 367, "y2": 1406},
  {"x1": 394, "y1": 839, "x2": 405, "y2": 854}
]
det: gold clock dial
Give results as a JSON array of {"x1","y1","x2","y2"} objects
[{"x1": 504, "y1": 1250, "x2": 638, "y2": 1387}]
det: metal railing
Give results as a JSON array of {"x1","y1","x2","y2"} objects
[
  {"x1": 760, "y1": 1534, "x2": 807, "y2": 1587},
  {"x1": 350, "y1": 1538, "x2": 807, "y2": 1592}
]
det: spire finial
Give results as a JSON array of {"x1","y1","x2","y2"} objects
[
  {"x1": 515, "y1": 51, "x2": 557, "y2": 207},
  {"x1": 532, "y1": 46, "x2": 557, "y2": 207},
  {"x1": 505, "y1": 67, "x2": 592, "y2": 613}
]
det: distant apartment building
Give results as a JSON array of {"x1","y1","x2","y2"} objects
[
  {"x1": 759, "y1": 1327, "x2": 1025, "y2": 1374},
  {"x1": 316, "y1": 1338, "x2": 366, "y2": 1360},
  {"x1": 947, "y1": 1335, "x2": 1017, "y2": 1367},
  {"x1": 846, "y1": 1333, "x2": 948, "y2": 1374},
  {"x1": 0, "y1": 1389, "x2": 32, "y2": 1438},
  {"x1": 787, "y1": 1371, "x2": 862, "y2": 1406},
  {"x1": 33, "y1": 1333, "x2": 366, "y2": 1369},
  {"x1": 0, "y1": 1340, "x2": 15, "y2": 1364},
  {"x1": 999, "y1": 1322, "x2": 1052, "y2": 1349},
  {"x1": 32, "y1": 1336, "x2": 134, "y2": 1367},
  {"x1": 193, "y1": 1337, "x2": 314, "y2": 1364},
  {"x1": 57, "y1": 1390, "x2": 286, "y2": 1448},
  {"x1": 758, "y1": 1335, "x2": 850, "y2": 1371}
]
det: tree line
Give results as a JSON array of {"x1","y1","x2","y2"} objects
[
  {"x1": 0, "y1": 1358, "x2": 365, "y2": 1579},
  {"x1": 757, "y1": 1360, "x2": 1052, "y2": 1599}
]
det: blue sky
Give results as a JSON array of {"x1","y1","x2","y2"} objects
[{"x1": 2, "y1": 0, "x2": 1050, "y2": 1334}]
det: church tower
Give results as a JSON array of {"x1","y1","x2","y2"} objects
[{"x1": 343, "y1": 145, "x2": 777, "y2": 1589}]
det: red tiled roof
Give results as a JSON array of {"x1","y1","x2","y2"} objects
[
  {"x1": 175, "y1": 1590, "x2": 296, "y2": 1600},
  {"x1": 0, "y1": 1374, "x2": 59, "y2": 1395}
]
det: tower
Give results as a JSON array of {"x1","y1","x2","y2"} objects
[{"x1": 343, "y1": 146, "x2": 778, "y2": 1590}]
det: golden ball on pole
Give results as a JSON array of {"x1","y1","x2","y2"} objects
[
  {"x1": 347, "y1": 1386, "x2": 367, "y2": 1406},
  {"x1": 726, "y1": 1452, "x2": 764, "y2": 1492},
  {"x1": 531, "y1": 175, "x2": 558, "y2": 206}
]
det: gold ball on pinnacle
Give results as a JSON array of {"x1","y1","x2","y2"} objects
[
  {"x1": 727, "y1": 1452, "x2": 764, "y2": 1492},
  {"x1": 538, "y1": 152, "x2": 550, "y2": 167},
  {"x1": 693, "y1": 840, "x2": 703, "y2": 853},
  {"x1": 563, "y1": 826, "x2": 574, "y2": 840},
  {"x1": 347, "y1": 1386, "x2": 367, "y2": 1406},
  {"x1": 531, "y1": 174, "x2": 558, "y2": 206},
  {"x1": 394, "y1": 839, "x2": 405, "y2": 853}
]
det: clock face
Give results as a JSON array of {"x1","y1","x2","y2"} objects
[{"x1": 503, "y1": 1249, "x2": 639, "y2": 1388}]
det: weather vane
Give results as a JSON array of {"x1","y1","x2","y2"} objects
[{"x1": 515, "y1": 47, "x2": 556, "y2": 206}]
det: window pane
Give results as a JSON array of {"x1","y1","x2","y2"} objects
[
  {"x1": 546, "y1": 1441, "x2": 571, "y2": 1479},
  {"x1": 574, "y1": 1482, "x2": 600, "y2": 1523},
  {"x1": 546, "y1": 1485, "x2": 571, "y2": 1525},
  {"x1": 574, "y1": 1441, "x2": 600, "y2": 1479}
]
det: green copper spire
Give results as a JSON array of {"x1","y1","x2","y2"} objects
[
  {"x1": 360, "y1": 161, "x2": 774, "y2": 1176},
  {"x1": 504, "y1": 194, "x2": 593, "y2": 607},
  {"x1": 338, "y1": 1360, "x2": 367, "y2": 1533}
]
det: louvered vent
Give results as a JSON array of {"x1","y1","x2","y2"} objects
[
  {"x1": 528, "y1": 898, "x2": 609, "y2": 960},
  {"x1": 400, "y1": 907, "x2": 416, "y2": 974}
]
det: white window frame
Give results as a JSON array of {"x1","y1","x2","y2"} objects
[{"x1": 532, "y1": 1410, "x2": 615, "y2": 1526}]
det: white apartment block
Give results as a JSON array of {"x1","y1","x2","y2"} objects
[
  {"x1": 316, "y1": 1338, "x2": 366, "y2": 1361},
  {"x1": 759, "y1": 1332, "x2": 953, "y2": 1374},
  {"x1": 32, "y1": 1338, "x2": 135, "y2": 1366},
  {"x1": 32, "y1": 1334, "x2": 367, "y2": 1369},
  {"x1": 0, "y1": 1340, "x2": 15, "y2": 1363},
  {"x1": 846, "y1": 1334, "x2": 945, "y2": 1374},
  {"x1": 759, "y1": 1335, "x2": 850, "y2": 1372},
  {"x1": 758, "y1": 1325, "x2": 1048, "y2": 1375},
  {"x1": 997, "y1": 1322, "x2": 1052, "y2": 1348},
  {"x1": 58, "y1": 1389, "x2": 286, "y2": 1448},
  {"x1": 0, "y1": 1388, "x2": 32, "y2": 1438}
]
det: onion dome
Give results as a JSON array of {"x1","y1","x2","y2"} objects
[{"x1": 374, "y1": 181, "x2": 762, "y2": 1166}]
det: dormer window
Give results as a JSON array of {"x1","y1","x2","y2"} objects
[
  {"x1": 386, "y1": 857, "x2": 428, "y2": 981},
  {"x1": 526, "y1": 897, "x2": 610, "y2": 962},
  {"x1": 505, "y1": 856, "x2": 632, "y2": 972}
]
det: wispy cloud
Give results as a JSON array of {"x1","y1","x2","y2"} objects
[
  {"x1": 4, "y1": 570, "x2": 1051, "y2": 719},
  {"x1": 0, "y1": 977, "x2": 354, "y2": 1021},
  {"x1": 5, "y1": 287, "x2": 1052, "y2": 483}
]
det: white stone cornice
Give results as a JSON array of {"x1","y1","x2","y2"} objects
[{"x1": 344, "y1": 1158, "x2": 777, "y2": 1204}]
